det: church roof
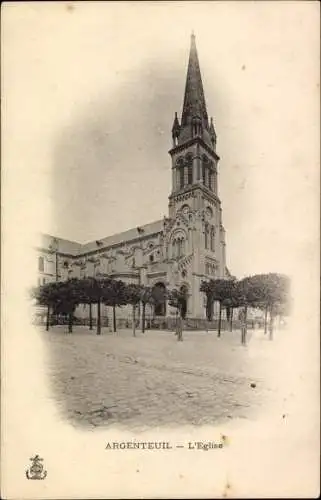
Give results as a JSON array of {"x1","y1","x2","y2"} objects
[
  {"x1": 80, "y1": 219, "x2": 163, "y2": 254},
  {"x1": 38, "y1": 233, "x2": 82, "y2": 255},
  {"x1": 38, "y1": 219, "x2": 164, "y2": 256}
]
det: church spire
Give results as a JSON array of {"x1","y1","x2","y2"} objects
[
  {"x1": 173, "y1": 33, "x2": 214, "y2": 149},
  {"x1": 181, "y1": 32, "x2": 209, "y2": 129}
]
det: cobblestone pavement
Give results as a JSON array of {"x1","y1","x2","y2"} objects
[{"x1": 44, "y1": 326, "x2": 279, "y2": 429}]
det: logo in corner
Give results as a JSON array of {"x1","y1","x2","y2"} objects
[{"x1": 26, "y1": 454, "x2": 47, "y2": 480}]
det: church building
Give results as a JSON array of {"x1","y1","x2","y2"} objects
[{"x1": 36, "y1": 34, "x2": 230, "y2": 328}]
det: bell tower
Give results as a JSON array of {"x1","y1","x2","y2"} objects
[
  {"x1": 166, "y1": 33, "x2": 227, "y2": 319},
  {"x1": 168, "y1": 33, "x2": 220, "y2": 219}
]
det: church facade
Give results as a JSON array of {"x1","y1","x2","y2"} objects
[{"x1": 36, "y1": 35, "x2": 229, "y2": 328}]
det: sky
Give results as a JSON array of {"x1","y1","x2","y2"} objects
[{"x1": 3, "y1": 1, "x2": 320, "y2": 280}]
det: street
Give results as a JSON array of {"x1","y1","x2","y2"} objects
[{"x1": 44, "y1": 326, "x2": 278, "y2": 429}]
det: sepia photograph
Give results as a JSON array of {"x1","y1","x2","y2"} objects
[{"x1": 1, "y1": 1, "x2": 320, "y2": 498}]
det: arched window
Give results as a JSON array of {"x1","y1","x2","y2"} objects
[
  {"x1": 176, "y1": 168, "x2": 180, "y2": 189},
  {"x1": 209, "y1": 171, "x2": 213, "y2": 190},
  {"x1": 213, "y1": 163, "x2": 218, "y2": 192},
  {"x1": 205, "y1": 224, "x2": 209, "y2": 249},
  {"x1": 153, "y1": 282, "x2": 166, "y2": 316},
  {"x1": 176, "y1": 158, "x2": 184, "y2": 190},
  {"x1": 210, "y1": 227, "x2": 215, "y2": 251},
  {"x1": 202, "y1": 155, "x2": 209, "y2": 187},
  {"x1": 175, "y1": 237, "x2": 184, "y2": 257},
  {"x1": 172, "y1": 239, "x2": 177, "y2": 258},
  {"x1": 197, "y1": 162, "x2": 201, "y2": 181},
  {"x1": 180, "y1": 167, "x2": 185, "y2": 189},
  {"x1": 187, "y1": 163, "x2": 193, "y2": 184},
  {"x1": 181, "y1": 204, "x2": 190, "y2": 216},
  {"x1": 192, "y1": 117, "x2": 202, "y2": 138},
  {"x1": 38, "y1": 256, "x2": 44, "y2": 272},
  {"x1": 180, "y1": 238, "x2": 185, "y2": 256},
  {"x1": 177, "y1": 238, "x2": 182, "y2": 257},
  {"x1": 184, "y1": 165, "x2": 189, "y2": 186},
  {"x1": 186, "y1": 155, "x2": 193, "y2": 185}
]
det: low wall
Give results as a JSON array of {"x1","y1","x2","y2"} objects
[{"x1": 34, "y1": 312, "x2": 263, "y2": 331}]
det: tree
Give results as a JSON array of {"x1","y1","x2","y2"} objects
[
  {"x1": 76, "y1": 277, "x2": 111, "y2": 335},
  {"x1": 140, "y1": 286, "x2": 153, "y2": 333},
  {"x1": 222, "y1": 284, "x2": 241, "y2": 332},
  {"x1": 150, "y1": 284, "x2": 167, "y2": 320},
  {"x1": 103, "y1": 279, "x2": 127, "y2": 333},
  {"x1": 200, "y1": 280, "x2": 214, "y2": 322},
  {"x1": 32, "y1": 281, "x2": 61, "y2": 331},
  {"x1": 125, "y1": 284, "x2": 143, "y2": 336},
  {"x1": 238, "y1": 273, "x2": 291, "y2": 341},
  {"x1": 78, "y1": 278, "x2": 95, "y2": 330},
  {"x1": 168, "y1": 288, "x2": 187, "y2": 341},
  {"x1": 234, "y1": 273, "x2": 291, "y2": 343},
  {"x1": 53, "y1": 279, "x2": 82, "y2": 333},
  {"x1": 235, "y1": 276, "x2": 260, "y2": 345},
  {"x1": 254, "y1": 273, "x2": 291, "y2": 340},
  {"x1": 200, "y1": 278, "x2": 237, "y2": 337}
]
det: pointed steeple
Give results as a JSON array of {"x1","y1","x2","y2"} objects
[
  {"x1": 181, "y1": 33, "x2": 209, "y2": 129},
  {"x1": 172, "y1": 112, "x2": 180, "y2": 134},
  {"x1": 171, "y1": 112, "x2": 181, "y2": 146},
  {"x1": 209, "y1": 117, "x2": 217, "y2": 146},
  {"x1": 173, "y1": 33, "x2": 213, "y2": 149}
]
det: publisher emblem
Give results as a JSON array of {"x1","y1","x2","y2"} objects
[{"x1": 26, "y1": 455, "x2": 47, "y2": 480}]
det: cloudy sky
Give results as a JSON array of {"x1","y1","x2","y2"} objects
[{"x1": 3, "y1": 1, "x2": 319, "y2": 279}]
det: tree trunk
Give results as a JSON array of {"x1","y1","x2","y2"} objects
[
  {"x1": 209, "y1": 297, "x2": 214, "y2": 332},
  {"x1": 230, "y1": 307, "x2": 233, "y2": 332},
  {"x1": 113, "y1": 304, "x2": 117, "y2": 332},
  {"x1": 218, "y1": 302, "x2": 222, "y2": 337},
  {"x1": 206, "y1": 297, "x2": 210, "y2": 321},
  {"x1": 269, "y1": 306, "x2": 275, "y2": 340},
  {"x1": 132, "y1": 304, "x2": 136, "y2": 337},
  {"x1": 142, "y1": 302, "x2": 146, "y2": 333},
  {"x1": 175, "y1": 308, "x2": 178, "y2": 335},
  {"x1": 68, "y1": 312, "x2": 73, "y2": 333},
  {"x1": 177, "y1": 314, "x2": 183, "y2": 341},
  {"x1": 46, "y1": 305, "x2": 50, "y2": 331},
  {"x1": 264, "y1": 305, "x2": 268, "y2": 334},
  {"x1": 206, "y1": 296, "x2": 213, "y2": 322},
  {"x1": 241, "y1": 305, "x2": 248, "y2": 345},
  {"x1": 89, "y1": 302, "x2": 93, "y2": 330},
  {"x1": 97, "y1": 300, "x2": 101, "y2": 335}
]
